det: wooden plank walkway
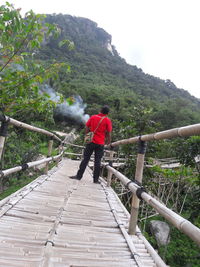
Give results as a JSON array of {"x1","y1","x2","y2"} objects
[{"x1": 0, "y1": 159, "x2": 159, "y2": 267}]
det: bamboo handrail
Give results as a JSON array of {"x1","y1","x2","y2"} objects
[
  {"x1": 64, "y1": 143, "x2": 85, "y2": 149},
  {"x1": 110, "y1": 123, "x2": 200, "y2": 147},
  {"x1": 0, "y1": 115, "x2": 61, "y2": 142},
  {"x1": 0, "y1": 152, "x2": 63, "y2": 178},
  {"x1": 103, "y1": 164, "x2": 200, "y2": 246}
]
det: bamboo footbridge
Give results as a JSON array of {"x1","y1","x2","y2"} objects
[{"x1": 0, "y1": 115, "x2": 200, "y2": 267}]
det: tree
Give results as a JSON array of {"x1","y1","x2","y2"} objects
[{"x1": 0, "y1": 2, "x2": 72, "y2": 122}]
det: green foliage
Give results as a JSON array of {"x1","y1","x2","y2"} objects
[
  {"x1": 159, "y1": 228, "x2": 200, "y2": 267},
  {"x1": 0, "y1": 174, "x2": 36, "y2": 200},
  {"x1": 0, "y1": 2, "x2": 70, "y2": 121},
  {"x1": 39, "y1": 141, "x2": 59, "y2": 156},
  {"x1": 174, "y1": 136, "x2": 200, "y2": 170}
]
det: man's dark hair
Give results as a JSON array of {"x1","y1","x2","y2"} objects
[{"x1": 101, "y1": 105, "x2": 110, "y2": 114}]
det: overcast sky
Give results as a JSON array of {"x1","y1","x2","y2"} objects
[{"x1": 5, "y1": 0, "x2": 200, "y2": 98}]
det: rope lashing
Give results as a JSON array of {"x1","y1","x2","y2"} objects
[
  {"x1": 0, "y1": 113, "x2": 7, "y2": 123},
  {"x1": 138, "y1": 138, "x2": 147, "y2": 154},
  {"x1": 125, "y1": 180, "x2": 134, "y2": 189},
  {"x1": 108, "y1": 160, "x2": 113, "y2": 167},
  {"x1": 0, "y1": 119, "x2": 10, "y2": 137},
  {"x1": 136, "y1": 186, "x2": 146, "y2": 200},
  {"x1": 125, "y1": 180, "x2": 142, "y2": 189},
  {"x1": 125, "y1": 180, "x2": 146, "y2": 200},
  {"x1": 21, "y1": 163, "x2": 29, "y2": 171},
  {"x1": 133, "y1": 179, "x2": 142, "y2": 186}
]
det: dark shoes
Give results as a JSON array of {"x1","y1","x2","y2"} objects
[
  {"x1": 69, "y1": 175, "x2": 100, "y2": 184},
  {"x1": 69, "y1": 175, "x2": 80, "y2": 180}
]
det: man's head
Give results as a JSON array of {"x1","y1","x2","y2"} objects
[{"x1": 101, "y1": 105, "x2": 110, "y2": 114}]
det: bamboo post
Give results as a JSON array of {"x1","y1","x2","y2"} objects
[
  {"x1": 128, "y1": 140, "x2": 147, "y2": 235},
  {"x1": 0, "y1": 137, "x2": 5, "y2": 162},
  {"x1": 100, "y1": 151, "x2": 105, "y2": 178},
  {"x1": 0, "y1": 119, "x2": 9, "y2": 161},
  {"x1": 56, "y1": 144, "x2": 63, "y2": 166},
  {"x1": 107, "y1": 150, "x2": 114, "y2": 187},
  {"x1": 45, "y1": 139, "x2": 54, "y2": 174},
  {"x1": 105, "y1": 164, "x2": 200, "y2": 246}
]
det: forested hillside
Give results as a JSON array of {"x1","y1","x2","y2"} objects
[{"x1": 38, "y1": 14, "x2": 200, "y2": 134}]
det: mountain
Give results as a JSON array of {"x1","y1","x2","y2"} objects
[{"x1": 38, "y1": 14, "x2": 200, "y2": 130}]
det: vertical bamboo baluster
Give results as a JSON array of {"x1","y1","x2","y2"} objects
[
  {"x1": 45, "y1": 139, "x2": 54, "y2": 174},
  {"x1": 0, "y1": 137, "x2": 5, "y2": 162},
  {"x1": 56, "y1": 143, "x2": 63, "y2": 166},
  {"x1": 0, "y1": 119, "x2": 9, "y2": 193},
  {"x1": 128, "y1": 140, "x2": 147, "y2": 235},
  {"x1": 100, "y1": 150, "x2": 105, "y2": 178},
  {"x1": 107, "y1": 150, "x2": 114, "y2": 187}
]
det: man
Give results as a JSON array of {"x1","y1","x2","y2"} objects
[{"x1": 70, "y1": 105, "x2": 112, "y2": 183}]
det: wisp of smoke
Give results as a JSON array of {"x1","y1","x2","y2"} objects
[{"x1": 40, "y1": 84, "x2": 89, "y2": 125}]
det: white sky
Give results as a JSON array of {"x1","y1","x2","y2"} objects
[{"x1": 4, "y1": 0, "x2": 200, "y2": 98}]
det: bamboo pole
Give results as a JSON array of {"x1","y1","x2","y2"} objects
[
  {"x1": 104, "y1": 164, "x2": 200, "y2": 246},
  {"x1": 0, "y1": 137, "x2": 5, "y2": 161},
  {"x1": 1, "y1": 153, "x2": 62, "y2": 178},
  {"x1": 107, "y1": 150, "x2": 114, "y2": 187},
  {"x1": 128, "y1": 140, "x2": 146, "y2": 235},
  {"x1": 65, "y1": 152, "x2": 83, "y2": 157},
  {"x1": 0, "y1": 115, "x2": 61, "y2": 142},
  {"x1": 64, "y1": 142, "x2": 85, "y2": 149},
  {"x1": 110, "y1": 123, "x2": 200, "y2": 147},
  {"x1": 45, "y1": 139, "x2": 54, "y2": 174},
  {"x1": 56, "y1": 145, "x2": 63, "y2": 166}
]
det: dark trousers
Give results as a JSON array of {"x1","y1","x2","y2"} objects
[{"x1": 77, "y1": 142, "x2": 104, "y2": 182}]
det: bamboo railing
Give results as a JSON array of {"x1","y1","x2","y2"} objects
[
  {"x1": 0, "y1": 114, "x2": 63, "y2": 179},
  {"x1": 104, "y1": 122, "x2": 200, "y2": 247},
  {"x1": 1, "y1": 113, "x2": 200, "y2": 261},
  {"x1": 0, "y1": 152, "x2": 63, "y2": 178},
  {"x1": 0, "y1": 114, "x2": 61, "y2": 142},
  {"x1": 103, "y1": 164, "x2": 200, "y2": 246},
  {"x1": 110, "y1": 123, "x2": 200, "y2": 147}
]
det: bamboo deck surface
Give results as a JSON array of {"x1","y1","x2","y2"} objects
[{"x1": 0, "y1": 159, "x2": 158, "y2": 267}]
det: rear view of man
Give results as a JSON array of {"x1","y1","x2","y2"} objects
[{"x1": 70, "y1": 105, "x2": 112, "y2": 183}]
